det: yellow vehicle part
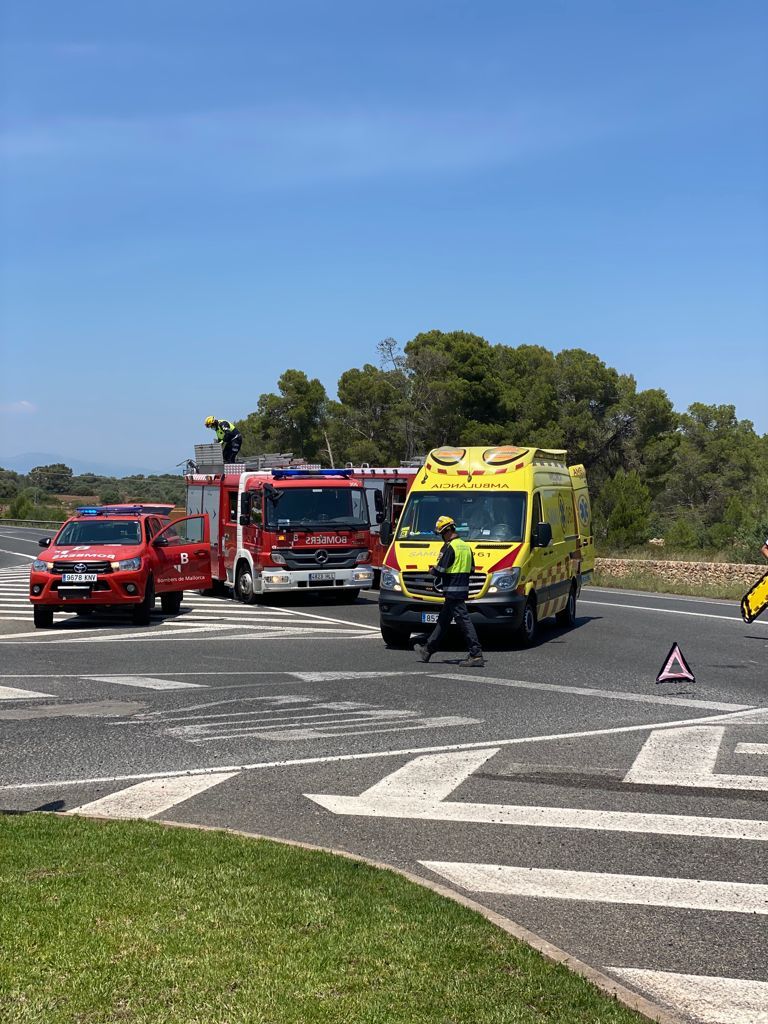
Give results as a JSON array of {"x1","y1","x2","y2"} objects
[{"x1": 741, "y1": 570, "x2": 768, "y2": 624}]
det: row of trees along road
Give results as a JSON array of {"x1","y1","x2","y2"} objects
[{"x1": 235, "y1": 332, "x2": 768, "y2": 562}]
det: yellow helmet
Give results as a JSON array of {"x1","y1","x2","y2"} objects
[
  {"x1": 435, "y1": 515, "x2": 455, "y2": 534},
  {"x1": 204, "y1": 416, "x2": 217, "y2": 428}
]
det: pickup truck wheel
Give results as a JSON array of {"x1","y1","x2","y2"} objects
[
  {"x1": 556, "y1": 584, "x2": 577, "y2": 627},
  {"x1": 33, "y1": 606, "x2": 54, "y2": 629},
  {"x1": 131, "y1": 576, "x2": 155, "y2": 626},
  {"x1": 515, "y1": 599, "x2": 538, "y2": 647},
  {"x1": 235, "y1": 564, "x2": 256, "y2": 604},
  {"x1": 160, "y1": 591, "x2": 183, "y2": 614},
  {"x1": 380, "y1": 624, "x2": 410, "y2": 648}
]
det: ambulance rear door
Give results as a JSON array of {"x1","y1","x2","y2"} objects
[{"x1": 569, "y1": 465, "x2": 594, "y2": 578}]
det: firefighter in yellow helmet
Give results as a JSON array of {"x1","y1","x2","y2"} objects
[
  {"x1": 204, "y1": 416, "x2": 242, "y2": 464},
  {"x1": 414, "y1": 515, "x2": 485, "y2": 667}
]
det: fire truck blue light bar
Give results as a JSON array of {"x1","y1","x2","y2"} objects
[{"x1": 270, "y1": 469, "x2": 353, "y2": 479}]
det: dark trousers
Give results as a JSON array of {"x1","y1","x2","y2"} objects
[
  {"x1": 427, "y1": 598, "x2": 482, "y2": 657},
  {"x1": 223, "y1": 435, "x2": 242, "y2": 463}
]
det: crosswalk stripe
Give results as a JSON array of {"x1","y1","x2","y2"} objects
[
  {"x1": 82, "y1": 675, "x2": 206, "y2": 690},
  {"x1": 67, "y1": 772, "x2": 238, "y2": 819},
  {"x1": 605, "y1": 968, "x2": 768, "y2": 1024},
  {"x1": 0, "y1": 684, "x2": 54, "y2": 700},
  {"x1": 419, "y1": 862, "x2": 768, "y2": 914}
]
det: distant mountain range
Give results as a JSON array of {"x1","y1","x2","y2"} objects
[{"x1": 0, "y1": 452, "x2": 179, "y2": 477}]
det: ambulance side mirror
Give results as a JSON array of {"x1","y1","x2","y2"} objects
[
  {"x1": 533, "y1": 522, "x2": 552, "y2": 547},
  {"x1": 380, "y1": 522, "x2": 392, "y2": 546}
]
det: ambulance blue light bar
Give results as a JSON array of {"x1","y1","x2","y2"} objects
[
  {"x1": 76, "y1": 505, "x2": 146, "y2": 516},
  {"x1": 270, "y1": 469, "x2": 353, "y2": 480}
]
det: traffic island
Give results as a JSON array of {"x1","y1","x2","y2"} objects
[{"x1": 1, "y1": 813, "x2": 655, "y2": 1024}]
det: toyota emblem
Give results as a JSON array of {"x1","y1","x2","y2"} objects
[
  {"x1": 73, "y1": 562, "x2": 88, "y2": 572},
  {"x1": 314, "y1": 550, "x2": 329, "y2": 564}
]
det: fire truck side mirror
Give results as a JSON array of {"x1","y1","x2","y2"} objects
[
  {"x1": 239, "y1": 491, "x2": 252, "y2": 524},
  {"x1": 374, "y1": 490, "x2": 385, "y2": 513},
  {"x1": 376, "y1": 511, "x2": 385, "y2": 524},
  {"x1": 380, "y1": 521, "x2": 392, "y2": 546}
]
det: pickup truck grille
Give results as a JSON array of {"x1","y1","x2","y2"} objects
[
  {"x1": 402, "y1": 572, "x2": 486, "y2": 599},
  {"x1": 52, "y1": 561, "x2": 113, "y2": 574},
  {"x1": 280, "y1": 548, "x2": 367, "y2": 571}
]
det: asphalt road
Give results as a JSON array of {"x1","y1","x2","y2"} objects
[{"x1": 2, "y1": 525, "x2": 767, "y2": 1024}]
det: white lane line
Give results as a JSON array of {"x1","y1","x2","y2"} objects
[
  {"x1": 581, "y1": 597, "x2": 768, "y2": 626},
  {"x1": 588, "y1": 586, "x2": 742, "y2": 608},
  {"x1": 6, "y1": 704, "x2": 766, "y2": 792},
  {"x1": 736, "y1": 743, "x2": 768, "y2": 756},
  {"x1": 434, "y1": 674, "x2": 751, "y2": 712},
  {"x1": 0, "y1": 548, "x2": 35, "y2": 559},
  {"x1": 606, "y1": 968, "x2": 768, "y2": 1024},
  {"x1": 0, "y1": 684, "x2": 54, "y2": 700},
  {"x1": 624, "y1": 726, "x2": 768, "y2": 791},
  {"x1": 292, "y1": 671, "x2": 418, "y2": 682},
  {"x1": 67, "y1": 772, "x2": 237, "y2": 819},
  {"x1": 83, "y1": 675, "x2": 206, "y2": 691},
  {"x1": 420, "y1": 862, "x2": 768, "y2": 914}
]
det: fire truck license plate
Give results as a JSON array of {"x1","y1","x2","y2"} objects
[
  {"x1": 309, "y1": 572, "x2": 335, "y2": 582},
  {"x1": 421, "y1": 612, "x2": 439, "y2": 624},
  {"x1": 62, "y1": 574, "x2": 97, "y2": 583}
]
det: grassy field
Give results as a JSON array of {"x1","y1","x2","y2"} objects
[{"x1": 0, "y1": 814, "x2": 650, "y2": 1024}]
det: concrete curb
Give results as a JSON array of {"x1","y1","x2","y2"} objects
[{"x1": 58, "y1": 811, "x2": 686, "y2": 1024}]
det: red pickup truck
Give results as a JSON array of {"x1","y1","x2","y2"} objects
[{"x1": 29, "y1": 504, "x2": 211, "y2": 628}]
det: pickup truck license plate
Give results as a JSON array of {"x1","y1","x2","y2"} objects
[
  {"x1": 309, "y1": 572, "x2": 335, "y2": 582},
  {"x1": 62, "y1": 574, "x2": 97, "y2": 583},
  {"x1": 421, "y1": 612, "x2": 439, "y2": 624}
]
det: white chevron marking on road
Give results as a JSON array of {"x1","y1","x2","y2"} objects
[
  {"x1": 624, "y1": 726, "x2": 768, "y2": 791},
  {"x1": 606, "y1": 968, "x2": 768, "y2": 1024},
  {"x1": 67, "y1": 772, "x2": 237, "y2": 819}
]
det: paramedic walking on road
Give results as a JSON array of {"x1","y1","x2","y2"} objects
[
  {"x1": 415, "y1": 516, "x2": 485, "y2": 668},
  {"x1": 204, "y1": 417, "x2": 242, "y2": 464}
]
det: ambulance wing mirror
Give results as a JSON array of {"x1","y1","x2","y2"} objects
[
  {"x1": 533, "y1": 522, "x2": 552, "y2": 547},
  {"x1": 379, "y1": 521, "x2": 393, "y2": 545},
  {"x1": 239, "y1": 492, "x2": 252, "y2": 526}
]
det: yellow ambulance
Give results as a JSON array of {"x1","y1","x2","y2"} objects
[{"x1": 378, "y1": 445, "x2": 594, "y2": 647}]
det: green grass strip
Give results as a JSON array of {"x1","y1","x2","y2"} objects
[{"x1": 0, "y1": 814, "x2": 648, "y2": 1024}]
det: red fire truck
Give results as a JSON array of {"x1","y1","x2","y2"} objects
[
  {"x1": 347, "y1": 465, "x2": 420, "y2": 576},
  {"x1": 185, "y1": 467, "x2": 376, "y2": 602}
]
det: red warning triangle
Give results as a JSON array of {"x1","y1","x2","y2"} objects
[{"x1": 656, "y1": 642, "x2": 695, "y2": 684}]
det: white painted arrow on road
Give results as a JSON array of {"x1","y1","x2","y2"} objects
[{"x1": 305, "y1": 748, "x2": 768, "y2": 841}]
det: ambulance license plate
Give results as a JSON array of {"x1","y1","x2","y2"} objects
[
  {"x1": 62, "y1": 574, "x2": 97, "y2": 583},
  {"x1": 421, "y1": 612, "x2": 439, "y2": 624},
  {"x1": 309, "y1": 572, "x2": 335, "y2": 582}
]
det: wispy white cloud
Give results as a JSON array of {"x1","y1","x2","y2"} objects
[{"x1": 0, "y1": 400, "x2": 37, "y2": 415}]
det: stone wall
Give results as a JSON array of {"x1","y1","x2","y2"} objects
[{"x1": 594, "y1": 558, "x2": 766, "y2": 589}]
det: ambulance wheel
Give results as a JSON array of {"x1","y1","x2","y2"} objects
[
  {"x1": 235, "y1": 564, "x2": 256, "y2": 604},
  {"x1": 556, "y1": 584, "x2": 577, "y2": 627},
  {"x1": 132, "y1": 576, "x2": 155, "y2": 626},
  {"x1": 161, "y1": 591, "x2": 183, "y2": 614},
  {"x1": 33, "y1": 606, "x2": 54, "y2": 629},
  {"x1": 335, "y1": 589, "x2": 360, "y2": 604},
  {"x1": 515, "y1": 599, "x2": 537, "y2": 647},
  {"x1": 380, "y1": 624, "x2": 410, "y2": 648}
]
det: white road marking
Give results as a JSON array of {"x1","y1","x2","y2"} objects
[
  {"x1": 587, "y1": 586, "x2": 743, "y2": 608},
  {"x1": 83, "y1": 675, "x2": 206, "y2": 691},
  {"x1": 291, "y1": 671, "x2": 420, "y2": 682},
  {"x1": 606, "y1": 968, "x2": 768, "y2": 1024},
  {"x1": 3, "y1": 704, "x2": 765, "y2": 791},
  {"x1": 581, "y1": 597, "x2": 768, "y2": 626},
  {"x1": 624, "y1": 726, "x2": 768, "y2": 791},
  {"x1": 434, "y1": 673, "x2": 751, "y2": 712},
  {"x1": 0, "y1": 548, "x2": 35, "y2": 559},
  {"x1": 67, "y1": 772, "x2": 238, "y2": 819},
  {"x1": 306, "y1": 747, "x2": 768, "y2": 841},
  {"x1": 0, "y1": 684, "x2": 54, "y2": 700},
  {"x1": 420, "y1": 862, "x2": 768, "y2": 914},
  {"x1": 735, "y1": 743, "x2": 768, "y2": 756}
]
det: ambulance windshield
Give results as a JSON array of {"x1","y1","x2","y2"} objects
[
  {"x1": 397, "y1": 491, "x2": 526, "y2": 542},
  {"x1": 264, "y1": 487, "x2": 369, "y2": 529}
]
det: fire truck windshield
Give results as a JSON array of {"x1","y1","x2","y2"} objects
[
  {"x1": 264, "y1": 486, "x2": 369, "y2": 529},
  {"x1": 56, "y1": 519, "x2": 142, "y2": 545}
]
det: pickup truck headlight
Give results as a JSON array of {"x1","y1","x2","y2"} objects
[
  {"x1": 112, "y1": 556, "x2": 142, "y2": 571},
  {"x1": 489, "y1": 568, "x2": 520, "y2": 593},
  {"x1": 32, "y1": 559, "x2": 50, "y2": 572},
  {"x1": 380, "y1": 569, "x2": 402, "y2": 592}
]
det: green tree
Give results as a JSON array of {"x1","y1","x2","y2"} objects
[
  {"x1": 28, "y1": 463, "x2": 73, "y2": 493},
  {"x1": 0, "y1": 467, "x2": 23, "y2": 504},
  {"x1": 236, "y1": 370, "x2": 329, "y2": 462},
  {"x1": 594, "y1": 470, "x2": 652, "y2": 549}
]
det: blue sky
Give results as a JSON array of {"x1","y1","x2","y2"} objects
[{"x1": 1, "y1": 0, "x2": 766, "y2": 472}]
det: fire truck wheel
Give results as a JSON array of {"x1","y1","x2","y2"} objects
[
  {"x1": 380, "y1": 624, "x2": 411, "y2": 648},
  {"x1": 132, "y1": 576, "x2": 155, "y2": 626},
  {"x1": 160, "y1": 591, "x2": 183, "y2": 615},
  {"x1": 335, "y1": 589, "x2": 360, "y2": 604},
  {"x1": 33, "y1": 606, "x2": 54, "y2": 628},
  {"x1": 235, "y1": 564, "x2": 256, "y2": 604}
]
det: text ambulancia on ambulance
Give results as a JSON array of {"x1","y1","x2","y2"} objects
[{"x1": 378, "y1": 446, "x2": 594, "y2": 647}]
